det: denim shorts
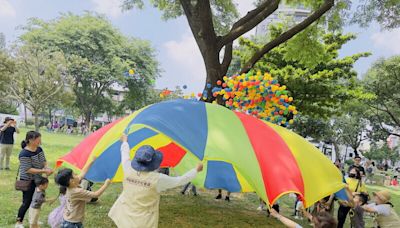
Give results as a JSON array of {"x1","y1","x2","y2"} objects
[{"x1": 61, "y1": 220, "x2": 84, "y2": 228}]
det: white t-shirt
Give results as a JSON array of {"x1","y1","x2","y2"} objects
[{"x1": 367, "y1": 203, "x2": 391, "y2": 216}]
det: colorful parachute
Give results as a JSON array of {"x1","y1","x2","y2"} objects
[{"x1": 56, "y1": 99, "x2": 344, "y2": 207}]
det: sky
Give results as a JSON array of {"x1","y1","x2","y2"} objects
[{"x1": 1, "y1": 0, "x2": 399, "y2": 94}]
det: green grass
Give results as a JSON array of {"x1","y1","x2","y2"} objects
[{"x1": 1, "y1": 129, "x2": 399, "y2": 227}]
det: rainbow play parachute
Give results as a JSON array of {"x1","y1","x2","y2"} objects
[{"x1": 57, "y1": 99, "x2": 344, "y2": 207}]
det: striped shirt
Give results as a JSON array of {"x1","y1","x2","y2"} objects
[{"x1": 18, "y1": 147, "x2": 46, "y2": 180}]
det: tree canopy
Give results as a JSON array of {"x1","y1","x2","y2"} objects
[{"x1": 20, "y1": 13, "x2": 160, "y2": 126}]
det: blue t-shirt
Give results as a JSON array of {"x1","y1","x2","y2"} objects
[{"x1": 0, "y1": 126, "x2": 16, "y2": 144}]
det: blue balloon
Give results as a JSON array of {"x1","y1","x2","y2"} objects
[
  {"x1": 183, "y1": 85, "x2": 187, "y2": 89},
  {"x1": 207, "y1": 83, "x2": 212, "y2": 89}
]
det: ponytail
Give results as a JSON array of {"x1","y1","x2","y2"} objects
[
  {"x1": 20, "y1": 140, "x2": 27, "y2": 149},
  {"x1": 21, "y1": 131, "x2": 41, "y2": 149}
]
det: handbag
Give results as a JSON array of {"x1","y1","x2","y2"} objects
[{"x1": 15, "y1": 166, "x2": 32, "y2": 191}]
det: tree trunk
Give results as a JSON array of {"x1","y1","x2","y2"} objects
[
  {"x1": 48, "y1": 108, "x2": 52, "y2": 124},
  {"x1": 84, "y1": 111, "x2": 92, "y2": 131},
  {"x1": 34, "y1": 112, "x2": 40, "y2": 132},
  {"x1": 333, "y1": 142, "x2": 340, "y2": 162},
  {"x1": 24, "y1": 105, "x2": 28, "y2": 126}
]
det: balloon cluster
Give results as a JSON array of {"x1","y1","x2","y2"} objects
[
  {"x1": 200, "y1": 72, "x2": 297, "y2": 126},
  {"x1": 160, "y1": 89, "x2": 172, "y2": 98}
]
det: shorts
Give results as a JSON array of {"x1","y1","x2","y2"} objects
[
  {"x1": 29, "y1": 208, "x2": 41, "y2": 225},
  {"x1": 61, "y1": 220, "x2": 84, "y2": 228}
]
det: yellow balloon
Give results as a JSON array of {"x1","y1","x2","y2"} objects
[{"x1": 129, "y1": 69, "x2": 134, "y2": 75}]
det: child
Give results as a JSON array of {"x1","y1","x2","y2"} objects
[
  {"x1": 48, "y1": 186, "x2": 67, "y2": 228},
  {"x1": 344, "y1": 186, "x2": 369, "y2": 228},
  {"x1": 29, "y1": 176, "x2": 53, "y2": 228},
  {"x1": 390, "y1": 176, "x2": 398, "y2": 187},
  {"x1": 55, "y1": 158, "x2": 111, "y2": 228}
]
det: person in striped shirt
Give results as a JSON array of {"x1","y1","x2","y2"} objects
[{"x1": 15, "y1": 131, "x2": 54, "y2": 228}]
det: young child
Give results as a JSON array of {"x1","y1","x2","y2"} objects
[
  {"x1": 29, "y1": 176, "x2": 53, "y2": 228},
  {"x1": 48, "y1": 186, "x2": 67, "y2": 228},
  {"x1": 391, "y1": 176, "x2": 398, "y2": 187},
  {"x1": 344, "y1": 186, "x2": 369, "y2": 228},
  {"x1": 55, "y1": 158, "x2": 111, "y2": 228}
]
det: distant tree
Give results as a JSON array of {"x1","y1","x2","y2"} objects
[
  {"x1": 20, "y1": 13, "x2": 160, "y2": 127},
  {"x1": 8, "y1": 44, "x2": 69, "y2": 131},
  {"x1": 362, "y1": 56, "x2": 400, "y2": 138}
]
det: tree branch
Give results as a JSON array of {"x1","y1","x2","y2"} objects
[
  {"x1": 240, "y1": 0, "x2": 335, "y2": 74},
  {"x1": 218, "y1": 0, "x2": 280, "y2": 49},
  {"x1": 221, "y1": 42, "x2": 233, "y2": 75}
]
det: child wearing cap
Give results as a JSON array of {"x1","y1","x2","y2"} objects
[
  {"x1": 363, "y1": 190, "x2": 400, "y2": 227},
  {"x1": 108, "y1": 135, "x2": 204, "y2": 228},
  {"x1": 55, "y1": 158, "x2": 111, "y2": 228}
]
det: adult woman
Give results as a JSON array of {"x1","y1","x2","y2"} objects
[
  {"x1": 337, "y1": 167, "x2": 367, "y2": 228},
  {"x1": 15, "y1": 131, "x2": 53, "y2": 228},
  {"x1": 363, "y1": 190, "x2": 400, "y2": 227},
  {"x1": 108, "y1": 135, "x2": 203, "y2": 228},
  {"x1": 0, "y1": 117, "x2": 19, "y2": 170}
]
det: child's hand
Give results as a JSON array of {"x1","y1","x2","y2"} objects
[{"x1": 105, "y1": 178, "x2": 112, "y2": 186}]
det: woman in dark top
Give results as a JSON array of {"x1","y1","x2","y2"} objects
[
  {"x1": 15, "y1": 131, "x2": 53, "y2": 228},
  {"x1": 0, "y1": 117, "x2": 19, "y2": 170}
]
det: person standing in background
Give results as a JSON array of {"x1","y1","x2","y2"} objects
[{"x1": 0, "y1": 117, "x2": 19, "y2": 170}]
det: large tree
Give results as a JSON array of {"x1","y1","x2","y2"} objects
[
  {"x1": 8, "y1": 44, "x2": 69, "y2": 131},
  {"x1": 20, "y1": 13, "x2": 160, "y2": 127},
  {"x1": 362, "y1": 56, "x2": 400, "y2": 138},
  {"x1": 122, "y1": 0, "x2": 344, "y2": 101}
]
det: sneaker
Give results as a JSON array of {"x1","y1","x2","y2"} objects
[
  {"x1": 257, "y1": 206, "x2": 263, "y2": 211},
  {"x1": 215, "y1": 194, "x2": 222, "y2": 200},
  {"x1": 193, "y1": 193, "x2": 198, "y2": 196},
  {"x1": 180, "y1": 191, "x2": 185, "y2": 195},
  {"x1": 225, "y1": 196, "x2": 230, "y2": 202}
]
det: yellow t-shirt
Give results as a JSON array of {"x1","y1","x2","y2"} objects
[
  {"x1": 346, "y1": 177, "x2": 366, "y2": 193},
  {"x1": 64, "y1": 187, "x2": 97, "y2": 223}
]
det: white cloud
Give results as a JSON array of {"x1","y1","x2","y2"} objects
[
  {"x1": 371, "y1": 28, "x2": 400, "y2": 55},
  {"x1": 160, "y1": 33, "x2": 206, "y2": 94},
  {"x1": 90, "y1": 0, "x2": 124, "y2": 18},
  {"x1": 0, "y1": 0, "x2": 16, "y2": 18}
]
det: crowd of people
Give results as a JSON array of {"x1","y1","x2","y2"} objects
[
  {"x1": 270, "y1": 156, "x2": 400, "y2": 228},
  {"x1": 1, "y1": 115, "x2": 400, "y2": 228}
]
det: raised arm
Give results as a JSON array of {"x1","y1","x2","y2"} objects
[
  {"x1": 270, "y1": 208, "x2": 301, "y2": 228},
  {"x1": 120, "y1": 135, "x2": 131, "y2": 172},
  {"x1": 156, "y1": 163, "x2": 203, "y2": 193}
]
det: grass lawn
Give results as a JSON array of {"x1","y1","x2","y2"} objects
[{"x1": 0, "y1": 128, "x2": 399, "y2": 227}]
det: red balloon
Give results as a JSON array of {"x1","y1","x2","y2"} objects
[
  {"x1": 198, "y1": 93, "x2": 202, "y2": 97},
  {"x1": 222, "y1": 83, "x2": 227, "y2": 88},
  {"x1": 217, "y1": 80, "x2": 222, "y2": 86}
]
